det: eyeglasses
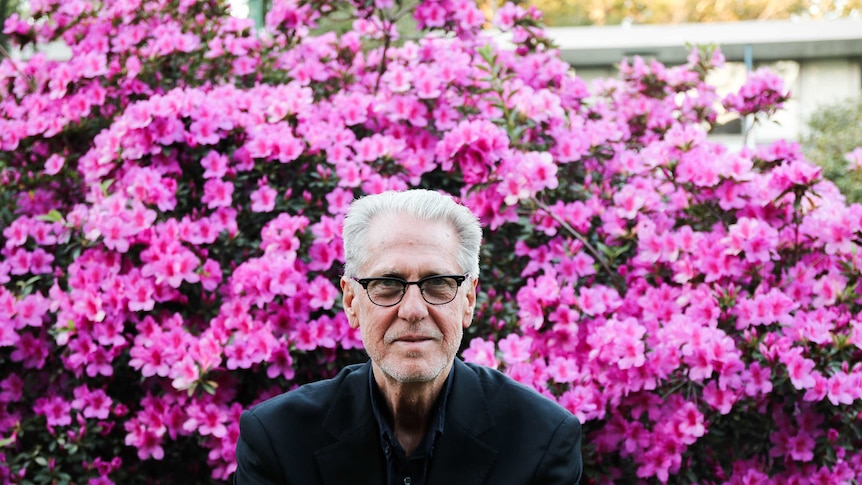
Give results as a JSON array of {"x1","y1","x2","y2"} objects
[{"x1": 352, "y1": 273, "x2": 470, "y2": 307}]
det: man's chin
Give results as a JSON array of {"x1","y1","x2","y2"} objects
[{"x1": 378, "y1": 358, "x2": 447, "y2": 383}]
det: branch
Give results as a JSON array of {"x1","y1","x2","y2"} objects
[
  {"x1": 531, "y1": 197, "x2": 625, "y2": 292},
  {"x1": 0, "y1": 41, "x2": 35, "y2": 92}
]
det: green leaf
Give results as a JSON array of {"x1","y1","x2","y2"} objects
[
  {"x1": 201, "y1": 380, "x2": 219, "y2": 395},
  {"x1": 0, "y1": 435, "x2": 14, "y2": 448},
  {"x1": 36, "y1": 209, "x2": 64, "y2": 223},
  {"x1": 34, "y1": 456, "x2": 48, "y2": 467},
  {"x1": 100, "y1": 179, "x2": 114, "y2": 196}
]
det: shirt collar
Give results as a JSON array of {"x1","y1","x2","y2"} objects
[{"x1": 368, "y1": 363, "x2": 454, "y2": 457}]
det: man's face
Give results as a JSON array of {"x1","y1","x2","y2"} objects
[{"x1": 341, "y1": 213, "x2": 477, "y2": 384}]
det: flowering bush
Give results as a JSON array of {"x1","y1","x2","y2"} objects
[{"x1": 2, "y1": 0, "x2": 861, "y2": 483}]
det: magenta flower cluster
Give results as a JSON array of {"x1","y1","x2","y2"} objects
[{"x1": 1, "y1": 0, "x2": 861, "y2": 483}]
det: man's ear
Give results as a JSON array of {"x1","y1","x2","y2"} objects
[
  {"x1": 341, "y1": 276, "x2": 359, "y2": 329},
  {"x1": 462, "y1": 278, "x2": 478, "y2": 329}
]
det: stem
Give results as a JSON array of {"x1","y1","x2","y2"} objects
[
  {"x1": 373, "y1": 23, "x2": 391, "y2": 95},
  {"x1": 0, "y1": 40, "x2": 35, "y2": 91},
  {"x1": 531, "y1": 197, "x2": 625, "y2": 292}
]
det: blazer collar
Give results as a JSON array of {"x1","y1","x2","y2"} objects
[
  {"x1": 316, "y1": 362, "x2": 385, "y2": 485},
  {"x1": 427, "y1": 359, "x2": 497, "y2": 484},
  {"x1": 315, "y1": 360, "x2": 497, "y2": 485}
]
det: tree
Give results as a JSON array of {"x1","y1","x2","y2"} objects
[
  {"x1": 803, "y1": 96, "x2": 862, "y2": 203},
  {"x1": 524, "y1": 0, "x2": 861, "y2": 26}
]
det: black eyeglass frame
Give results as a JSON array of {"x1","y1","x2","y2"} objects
[{"x1": 351, "y1": 273, "x2": 470, "y2": 307}]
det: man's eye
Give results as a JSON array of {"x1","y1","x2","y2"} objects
[
  {"x1": 368, "y1": 279, "x2": 403, "y2": 291},
  {"x1": 424, "y1": 277, "x2": 450, "y2": 287}
]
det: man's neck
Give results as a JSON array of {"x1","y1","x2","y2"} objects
[{"x1": 372, "y1": 363, "x2": 451, "y2": 456}]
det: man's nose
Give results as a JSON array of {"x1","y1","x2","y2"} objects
[{"x1": 398, "y1": 284, "x2": 429, "y2": 320}]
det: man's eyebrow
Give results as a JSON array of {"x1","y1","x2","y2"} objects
[
  {"x1": 375, "y1": 272, "x2": 406, "y2": 279},
  {"x1": 371, "y1": 270, "x2": 451, "y2": 279}
]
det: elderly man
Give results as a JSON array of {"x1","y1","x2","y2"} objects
[{"x1": 235, "y1": 189, "x2": 583, "y2": 484}]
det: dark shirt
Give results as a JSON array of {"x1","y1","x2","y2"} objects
[{"x1": 368, "y1": 366, "x2": 454, "y2": 485}]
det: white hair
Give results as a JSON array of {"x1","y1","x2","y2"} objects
[{"x1": 342, "y1": 189, "x2": 482, "y2": 279}]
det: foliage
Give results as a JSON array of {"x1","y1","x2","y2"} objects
[
  {"x1": 1, "y1": 0, "x2": 862, "y2": 484},
  {"x1": 802, "y1": 96, "x2": 862, "y2": 204},
  {"x1": 523, "y1": 0, "x2": 862, "y2": 26}
]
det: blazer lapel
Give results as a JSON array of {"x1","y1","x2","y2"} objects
[
  {"x1": 313, "y1": 360, "x2": 498, "y2": 485},
  {"x1": 315, "y1": 362, "x2": 385, "y2": 485},
  {"x1": 428, "y1": 360, "x2": 497, "y2": 485}
]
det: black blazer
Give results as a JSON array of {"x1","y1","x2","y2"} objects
[{"x1": 235, "y1": 359, "x2": 583, "y2": 484}]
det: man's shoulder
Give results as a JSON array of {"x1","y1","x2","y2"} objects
[
  {"x1": 246, "y1": 362, "x2": 368, "y2": 422},
  {"x1": 459, "y1": 360, "x2": 571, "y2": 419}
]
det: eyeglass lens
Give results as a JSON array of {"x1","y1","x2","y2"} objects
[{"x1": 366, "y1": 276, "x2": 460, "y2": 306}]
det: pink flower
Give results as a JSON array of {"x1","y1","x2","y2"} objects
[
  {"x1": 786, "y1": 432, "x2": 815, "y2": 462},
  {"x1": 497, "y1": 151, "x2": 558, "y2": 206},
  {"x1": 226, "y1": 325, "x2": 278, "y2": 370},
  {"x1": 86, "y1": 345, "x2": 116, "y2": 377},
  {"x1": 743, "y1": 362, "x2": 773, "y2": 396},
  {"x1": 723, "y1": 68, "x2": 789, "y2": 116},
  {"x1": 43, "y1": 153, "x2": 66, "y2": 175},
  {"x1": 28, "y1": 248, "x2": 54, "y2": 273},
  {"x1": 781, "y1": 347, "x2": 817, "y2": 390},
  {"x1": 200, "y1": 150, "x2": 229, "y2": 179},
  {"x1": 11, "y1": 332, "x2": 50, "y2": 368},
  {"x1": 498, "y1": 333, "x2": 533, "y2": 365},
  {"x1": 99, "y1": 216, "x2": 134, "y2": 253},
  {"x1": 769, "y1": 160, "x2": 822, "y2": 192},
  {"x1": 845, "y1": 147, "x2": 862, "y2": 171},
  {"x1": 124, "y1": 419, "x2": 165, "y2": 460},
  {"x1": 250, "y1": 185, "x2": 277, "y2": 212},
  {"x1": 266, "y1": 341, "x2": 295, "y2": 380},
  {"x1": 201, "y1": 179, "x2": 234, "y2": 209},
  {"x1": 15, "y1": 292, "x2": 49, "y2": 328},
  {"x1": 307, "y1": 275, "x2": 339, "y2": 310},
  {"x1": 547, "y1": 356, "x2": 579, "y2": 383},
  {"x1": 614, "y1": 184, "x2": 646, "y2": 220},
  {"x1": 577, "y1": 285, "x2": 620, "y2": 316},
  {"x1": 462, "y1": 338, "x2": 498, "y2": 369},
  {"x1": 0, "y1": 374, "x2": 24, "y2": 403},
  {"x1": 6, "y1": 247, "x2": 31, "y2": 275},
  {"x1": 702, "y1": 381, "x2": 737, "y2": 414},
  {"x1": 557, "y1": 386, "x2": 599, "y2": 423},
  {"x1": 722, "y1": 217, "x2": 779, "y2": 264},
  {"x1": 272, "y1": 133, "x2": 304, "y2": 163},
  {"x1": 826, "y1": 371, "x2": 858, "y2": 406},
  {"x1": 152, "y1": 247, "x2": 200, "y2": 289},
  {"x1": 673, "y1": 401, "x2": 705, "y2": 444},
  {"x1": 200, "y1": 259, "x2": 223, "y2": 292},
  {"x1": 170, "y1": 355, "x2": 200, "y2": 391},
  {"x1": 381, "y1": 66, "x2": 412, "y2": 93},
  {"x1": 34, "y1": 395, "x2": 72, "y2": 427},
  {"x1": 129, "y1": 340, "x2": 171, "y2": 378},
  {"x1": 3, "y1": 216, "x2": 30, "y2": 248},
  {"x1": 413, "y1": 64, "x2": 442, "y2": 99},
  {"x1": 435, "y1": 119, "x2": 509, "y2": 184},
  {"x1": 190, "y1": 118, "x2": 221, "y2": 145},
  {"x1": 72, "y1": 386, "x2": 113, "y2": 420},
  {"x1": 324, "y1": 188, "x2": 353, "y2": 215},
  {"x1": 125, "y1": 272, "x2": 156, "y2": 312},
  {"x1": 291, "y1": 317, "x2": 336, "y2": 351},
  {"x1": 183, "y1": 403, "x2": 228, "y2": 438}
]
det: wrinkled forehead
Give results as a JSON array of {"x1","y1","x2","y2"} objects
[{"x1": 360, "y1": 215, "x2": 461, "y2": 275}]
